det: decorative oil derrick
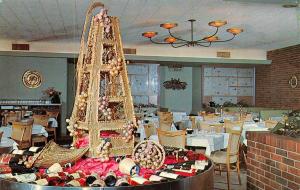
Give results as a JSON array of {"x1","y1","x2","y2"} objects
[{"x1": 67, "y1": 2, "x2": 136, "y2": 158}]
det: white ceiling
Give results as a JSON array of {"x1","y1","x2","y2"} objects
[{"x1": 0, "y1": 0, "x2": 298, "y2": 50}]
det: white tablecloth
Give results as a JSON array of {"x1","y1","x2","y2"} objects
[
  {"x1": 48, "y1": 118, "x2": 58, "y2": 128},
  {"x1": 172, "y1": 112, "x2": 187, "y2": 123},
  {"x1": 186, "y1": 133, "x2": 226, "y2": 156},
  {"x1": 0, "y1": 124, "x2": 48, "y2": 138},
  {"x1": 149, "y1": 132, "x2": 227, "y2": 156}
]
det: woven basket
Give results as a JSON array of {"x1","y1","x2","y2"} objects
[
  {"x1": 33, "y1": 140, "x2": 88, "y2": 168},
  {"x1": 132, "y1": 140, "x2": 165, "y2": 170}
]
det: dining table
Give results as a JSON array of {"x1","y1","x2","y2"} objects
[{"x1": 0, "y1": 124, "x2": 49, "y2": 150}]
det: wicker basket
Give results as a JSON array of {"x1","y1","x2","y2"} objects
[{"x1": 33, "y1": 141, "x2": 88, "y2": 168}]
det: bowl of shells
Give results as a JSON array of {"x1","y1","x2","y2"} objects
[{"x1": 132, "y1": 140, "x2": 165, "y2": 170}]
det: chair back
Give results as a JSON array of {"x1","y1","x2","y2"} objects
[
  {"x1": 265, "y1": 120, "x2": 278, "y2": 129},
  {"x1": 189, "y1": 116, "x2": 196, "y2": 129},
  {"x1": 144, "y1": 124, "x2": 156, "y2": 139},
  {"x1": 203, "y1": 114, "x2": 218, "y2": 121},
  {"x1": 224, "y1": 120, "x2": 244, "y2": 133},
  {"x1": 33, "y1": 114, "x2": 49, "y2": 127},
  {"x1": 46, "y1": 110, "x2": 59, "y2": 120},
  {"x1": 157, "y1": 128, "x2": 186, "y2": 149},
  {"x1": 0, "y1": 131, "x2": 3, "y2": 142},
  {"x1": 158, "y1": 112, "x2": 173, "y2": 131},
  {"x1": 4, "y1": 111, "x2": 21, "y2": 125},
  {"x1": 200, "y1": 121, "x2": 224, "y2": 133},
  {"x1": 11, "y1": 120, "x2": 33, "y2": 149},
  {"x1": 227, "y1": 130, "x2": 241, "y2": 163}
]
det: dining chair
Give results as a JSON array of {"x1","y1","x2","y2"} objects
[
  {"x1": 3, "y1": 111, "x2": 21, "y2": 126},
  {"x1": 224, "y1": 120, "x2": 244, "y2": 133},
  {"x1": 46, "y1": 110, "x2": 59, "y2": 120},
  {"x1": 0, "y1": 131, "x2": 3, "y2": 142},
  {"x1": 33, "y1": 114, "x2": 56, "y2": 142},
  {"x1": 265, "y1": 120, "x2": 278, "y2": 129},
  {"x1": 199, "y1": 121, "x2": 224, "y2": 133},
  {"x1": 157, "y1": 128, "x2": 186, "y2": 149},
  {"x1": 210, "y1": 130, "x2": 242, "y2": 190},
  {"x1": 11, "y1": 120, "x2": 34, "y2": 149},
  {"x1": 144, "y1": 124, "x2": 156, "y2": 139},
  {"x1": 189, "y1": 116, "x2": 197, "y2": 129},
  {"x1": 158, "y1": 112, "x2": 173, "y2": 131}
]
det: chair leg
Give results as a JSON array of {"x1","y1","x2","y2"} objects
[
  {"x1": 54, "y1": 130, "x2": 56, "y2": 142},
  {"x1": 219, "y1": 164, "x2": 222, "y2": 175},
  {"x1": 227, "y1": 163, "x2": 231, "y2": 190},
  {"x1": 237, "y1": 158, "x2": 241, "y2": 185}
]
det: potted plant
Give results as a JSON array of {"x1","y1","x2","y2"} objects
[{"x1": 43, "y1": 87, "x2": 61, "y2": 104}]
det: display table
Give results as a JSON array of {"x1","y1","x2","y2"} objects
[{"x1": 0, "y1": 160, "x2": 214, "y2": 190}]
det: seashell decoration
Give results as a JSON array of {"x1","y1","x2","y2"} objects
[
  {"x1": 96, "y1": 140, "x2": 111, "y2": 162},
  {"x1": 98, "y1": 96, "x2": 112, "y2": 120},
  {"x1": 108, "y1": 58, "x2": 123, "y2": 77},
  {"x1": 122, "y1": 122, "x2": 136, "y2": 143},
  {"x1": 132, "y1": 140, "x2": 165, "y2": 170}
]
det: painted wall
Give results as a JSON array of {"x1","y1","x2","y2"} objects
[
  {"x1": 0, "y1": 55, "x2": 68, "y2": 134},
  {"x1": 159, "y1": 66, "x2": 193, "y2": 114}
]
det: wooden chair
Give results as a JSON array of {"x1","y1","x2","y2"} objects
[
  {"x1": 200, "y1": 121, "x2": 224, "y2": 133},
  {"x1": 189, "y1": 116, "x2": 197, "y2": 129},
  {"x1": 31, "y1": 134, "x2": 47, "y2": 146},
  {"x1": 203, "y1": 114, "x2": 218, "y2": 121},
  {"x1": 144, "y1": 124, "x2": 156, "y2": 139},
  {"x1": 224, "y1": 120, "x2": 244, "y2": 133},
  {"x1": 0, "y1": 131, "x2": 3, "y2": 142},
  {"x1": 46, "y1": 110, "x2": 59, "y2": 120},
  {"x1": 210, "y1": 130, "x2": 242, "y2": 190},
  {"x1": 3, "y1": 111, "x2": 21, "y2": 126},
  {"x1": 33, "y1": 114, "x2": 56, "y2": 142},
  {"x1": 265, "y1": 120, "x2": 278, "y2": 129},
  {"x1": 158, "y1": 112, "x2": 173, "y2": 131},
  {"x1": 157, "y1": 128, "x2": 186, "y2": 149},
  {"x1": 11, "y1": 120, "x2": 33, "y2": 149}
]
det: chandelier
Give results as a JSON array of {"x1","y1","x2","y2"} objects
[{"x1": 142, "y1": 19, "x2": 243, "y2": 48}]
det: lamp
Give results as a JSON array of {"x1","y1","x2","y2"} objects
[{"x1": 142, "y1": 19, "x2": 243, "y2": 48}]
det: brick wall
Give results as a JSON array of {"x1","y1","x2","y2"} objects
[
  {"x1": 247, "y1": 131, "x2": 300, "y2": 190},
  {"x1": 255, "y1": 45, "x2": 300, "y2": 110}
]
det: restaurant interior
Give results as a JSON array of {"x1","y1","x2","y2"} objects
[{"x1": 0, "y1": 0, "x2": 299, "y2": 190}]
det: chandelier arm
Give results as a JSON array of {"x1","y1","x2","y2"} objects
[
  {"x1": 196, "y1": 42, "x2": 212, "y2": 47},
  {"x1": 197, "y1": 27, "x2": 219, "y2": 42},
  {"x1": 171, "y1": 43, "x2": 188, "y2": 48},
  {"x1": 149, "y1": 38, "x2": 171, "y2": 44},
  {"x1": 213, "y1": 35, "x2": 236, "y2": 43},
  {"x1": 168, "y1": 29, "x2": 190, "y2": 43}
]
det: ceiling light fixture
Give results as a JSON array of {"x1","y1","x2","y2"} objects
[{"x1": 142, "y1": 19, "x2": 243, "y2": 48}]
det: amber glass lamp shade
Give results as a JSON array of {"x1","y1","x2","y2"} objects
[
  {"x1": 164, "y1": 37, "x2": 177, "y2": 43},
  {"x1": 204, "y1": 36, "x2": 219, "y2": 42},
  {"x1": 160, "y1": 23, "x2": 178, "y2": 29},
  {"x1": 208, "y1": 20, "x2": 227, "y2": 27},
  {"x1": 227, "y1": 28, "x2": 243, "y2": 35},
  {"x1": 142, "y1": 31, "x2": 158, "y2": 38}
]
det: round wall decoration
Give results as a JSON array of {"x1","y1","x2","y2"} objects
[
  {"x1": 22, "y1": 70, "x2": 42, "y2": 88},
  {"x1": 289, "y1": 75, "x2": 298, "y2": 89}
]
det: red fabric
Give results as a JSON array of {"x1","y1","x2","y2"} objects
[
  {"x1": 64, "y1": 158, "x2": 123, "y2": 177},
  {"x1": 75, "y1": 136, "x2": 89, "y2": 149},
  {"x1": 99, "y1": 131, "x2": 120, "y2": 138},
  {"x1": 163, "y1": 151, "x2": 207, "y2": 165}
]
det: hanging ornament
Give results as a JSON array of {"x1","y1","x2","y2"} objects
[
  {"x1": 96, "y1": 139, "x2": 111, "y2": 162},
  {"x1": 108, "y1": 58, "x2": 122, "y2": 77},
  {"x1": 122, "y1": 121, "x2": 136, "y2": 143},
  {"x1": 98, "y1": 96, "x2": 112, "y2": 120}
]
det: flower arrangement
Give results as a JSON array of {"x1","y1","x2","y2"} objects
[{"x1": 43, "y1": 87, "x2": 61, "y2": 103}]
